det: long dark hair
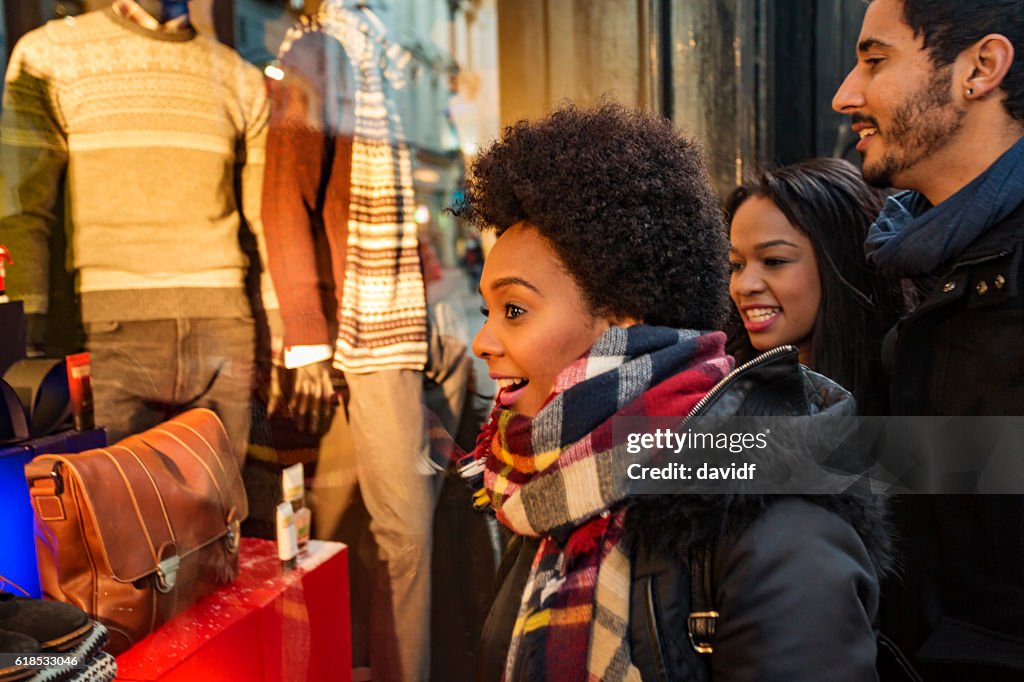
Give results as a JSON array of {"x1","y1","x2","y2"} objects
[{"x1": 725, "y1": 158, "x2": 901, "y2": 415}]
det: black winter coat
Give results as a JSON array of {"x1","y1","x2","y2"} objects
[
  {"x1": 478, "y1": 349, "x2": 892, "y2": 681},
  {"x1": 881, "y1": 202, "x2": 1024, "y2": 680}
]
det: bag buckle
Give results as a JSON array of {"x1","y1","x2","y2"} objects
[
  {"x1": 27, "y1": 461, "x2": 64, "y2": 496},
  {"x1": 687, "y1": 610, "x2": 719, "y2": 654},
  {"x1": 50, "y1": 464, "x2": 64, "y2": 496},
  {"x1": 155, "y1": 555, "x2": 180, "y2": 593}
]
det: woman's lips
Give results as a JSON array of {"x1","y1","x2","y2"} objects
[
  {"x1": 742, "y1": 307, "x2": 781, "y2": 333},
  {"x1": 498, "y1": 382, "x2": 529, "y2": 408}
]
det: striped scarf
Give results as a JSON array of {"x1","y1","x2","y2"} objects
[
  {"x1": 470, "y1": 326, "x2": 732, "y2": 681},
  {"x1": 278, "y1": 3, "x2": 427, "y2": 372}
]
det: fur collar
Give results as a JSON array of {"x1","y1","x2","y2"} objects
[{"x1": 625, "y1": 493, "x2": 893, "y2": 579}]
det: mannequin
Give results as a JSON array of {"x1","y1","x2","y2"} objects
[
  {"x1": 0, "y1": 0, "x2": 274, "y2": 461},
  {"x1": 261, "y1": 4, "x2": 433, "y2": 680},
  {"x1": 18, "y1": 2, "x2": 199, "y2": 356}
]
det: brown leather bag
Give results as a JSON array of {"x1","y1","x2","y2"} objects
[{"x1": 24, "y1": 409, "x2": 247, "y2": 654}]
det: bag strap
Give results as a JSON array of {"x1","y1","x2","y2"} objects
[{"x1": 687, "y1": 544, "x2": 718, "y2": 655}]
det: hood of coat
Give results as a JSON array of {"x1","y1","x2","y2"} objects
[
  {"x1": 696, "y1": 346, "x2": 857, "y2": 418},
  {"x1": 625, "y1": 347, "x2": 892, "y2": 578}
]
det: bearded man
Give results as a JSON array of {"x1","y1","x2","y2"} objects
[{"x1": 833, "y1": 1, "x2": 1024, "y2": 679}]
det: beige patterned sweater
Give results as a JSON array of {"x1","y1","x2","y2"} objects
[{"x1": 0, "y1": 7, "x2": 276, "y2": 323}]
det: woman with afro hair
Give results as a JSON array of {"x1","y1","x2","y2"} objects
[{"x1": 451, "y1": 103, "x2": 891, "y2": 681}]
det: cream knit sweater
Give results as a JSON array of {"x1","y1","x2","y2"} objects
[{"x1": 0, "y1": 7, "x2": 276, "y2": 323}]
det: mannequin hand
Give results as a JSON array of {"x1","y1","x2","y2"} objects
[
  {"x1": 268, "y1": 360, "x2": 335, "y2": 433},
  {"x1": 289, "y1": 360, "x2": 335, "y2": 430}
]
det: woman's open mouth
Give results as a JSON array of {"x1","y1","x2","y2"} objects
[
  {"x1": 743, "y1": 306, "x2": 781, "y2": 333},
  {"x1": 496, "y1": 377, "x2": 530, "y2": 407}
]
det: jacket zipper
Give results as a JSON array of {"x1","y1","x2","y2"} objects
[
  {"x1": 949, "y1": 249, "x2": 1010, "y2": 269},
  {"x1": 642, "y1": 345, "x2": 798, "y2": 681},
  {"x1": 683, "y1": 345, "x2": 799, "y2": 422},
  {"x1": 645, "y1": 577, "x2": 670, "y2": 682}
]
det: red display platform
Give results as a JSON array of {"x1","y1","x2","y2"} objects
[{"x1": 116, "y1": 538, "x2": 351, "y2": 682}]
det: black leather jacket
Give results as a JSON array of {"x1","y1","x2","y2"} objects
[{"x1": 479, "y1": 348, "x2": 892, "y2": 682}]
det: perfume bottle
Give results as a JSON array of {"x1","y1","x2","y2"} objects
[
  {"x1": 276, "y1": 501, "x2": 298, "y2": 570},
  {"x1": 281, "y1": 463, "x2": 311, "y2": 555}
]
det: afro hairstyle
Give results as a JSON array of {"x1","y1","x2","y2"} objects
[{"x1": 452, "y1": 103, "x2": 730, "y2": 331}]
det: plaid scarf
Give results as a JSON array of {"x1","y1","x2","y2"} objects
[
  {"x1": 278, "y1": 3, "x2": 427, "y2": 372},
  {"x1": 470, "y1": 325, "x2": 732, "y2": 682}
]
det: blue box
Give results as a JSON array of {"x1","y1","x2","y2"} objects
[{"x1": 0, "y1": 428, "x2": 106, "y2": 598}]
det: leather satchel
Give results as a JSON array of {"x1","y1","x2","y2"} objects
[{"x1": 24, "y1": 408, "x2": 247, "y2": 654}]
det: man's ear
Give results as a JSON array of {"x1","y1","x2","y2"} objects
[{"x1": 959, "y1": 33, "x2": 1015, "y2": 100}]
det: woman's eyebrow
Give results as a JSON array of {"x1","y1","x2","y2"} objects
[
  {"x1": 753, "y1": 239, "x2": 800, "y2": 250},
  {"x1": 490, "y1": 276, "x2": 542, "y2": 295}
]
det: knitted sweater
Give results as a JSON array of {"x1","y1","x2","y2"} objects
[{"x1": 0, "y1": 7, "x2": 275, "y2": 323}]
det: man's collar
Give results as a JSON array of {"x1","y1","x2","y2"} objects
[{"x1": 111, "y1": 0, "x2": 191, "y2": 33}]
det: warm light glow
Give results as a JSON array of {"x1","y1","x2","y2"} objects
[
  {"x1": 264, "y1": 65, "x2": 285, "y2": 81},
  {"x1": 414, "y1": 205, "x2": 430, "y2": 224},
  {"x1": 412, "y1": 168, "x2": 441, "y2": 185}
]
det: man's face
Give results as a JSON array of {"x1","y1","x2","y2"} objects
[{"x1": 832, "y1": 0, "x2": 966, "y2": 190}]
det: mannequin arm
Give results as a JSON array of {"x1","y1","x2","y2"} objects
[{"x1": 0, "y1": 40, "x2": 69, "y2": 322}]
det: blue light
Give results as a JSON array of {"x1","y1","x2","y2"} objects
[{"x1": 0, "y1": 444, "x2": 41, "y2": 597}]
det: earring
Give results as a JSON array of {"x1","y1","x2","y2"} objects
[{"x1": 967, "y1": 87, "x2": 975, "y2": 96}]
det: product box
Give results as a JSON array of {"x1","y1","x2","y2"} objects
[
  {"x1": 115, "y1": 539, "x2": 351, "y2": 682},
  {"x1": 0, "y1": 428, "x2": 107, "y2": 598}
]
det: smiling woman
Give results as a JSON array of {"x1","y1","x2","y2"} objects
[
  {"x1": 725, "y1": 157, "x2": 901, "y2": 415},
  {"x1": 729, "y1": 194, "x2": 822, "y2": 362}
]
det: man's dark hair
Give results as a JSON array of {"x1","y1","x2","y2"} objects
[
  {"x1": 452, "y1": 103, "x2": 730, "y2": 330},
  {"x1": 888, "y1": 0, "x2": 1024, "y2": 122},
  {"x1": 725, "y1": 158, "x2": 902, "y2": 414}
]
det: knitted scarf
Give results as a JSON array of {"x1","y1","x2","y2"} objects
[
  {"x1": 278, "y1": 2, "x2": 427, "y2": 372},
  {"x1": 468, "y1": 326, "x2": 732, "y2": 682}
]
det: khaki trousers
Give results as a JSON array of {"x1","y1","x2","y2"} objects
[{"x1": 311, "y1": 369, "x2": 435, "y2": 682}]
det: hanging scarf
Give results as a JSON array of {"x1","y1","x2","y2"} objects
[
  {"x1": 469, "y1": 325, "x2": 732, "y2": 682},
  {"x1": 278, "y1": 3, "x2": 427, "y2": 372},
  {"x1": 865, "y1": 135, "x2": 1024, "y2": 294}
]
